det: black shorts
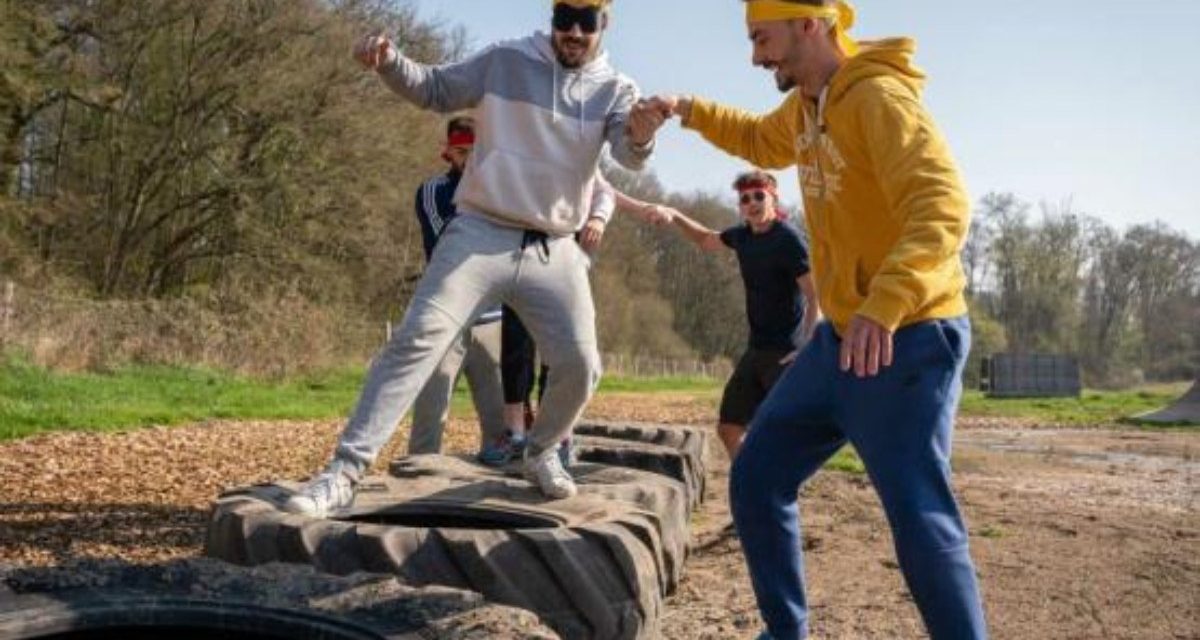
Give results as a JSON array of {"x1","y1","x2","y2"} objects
[{"x1": 718, "y1": 347, "x2": 791, "y2": 426}]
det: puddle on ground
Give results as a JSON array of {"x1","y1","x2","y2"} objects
[{"x1": 957, "y1": 429, "x2": 1200, "y2": 476}]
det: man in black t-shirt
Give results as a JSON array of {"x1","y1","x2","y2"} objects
[{"x1": 667, "y1": 170, "x2": 820, "y2": 458}]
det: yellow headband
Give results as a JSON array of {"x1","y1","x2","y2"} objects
[{"x1": 745, "y1": 1, "x2": 860, "y2": 56}]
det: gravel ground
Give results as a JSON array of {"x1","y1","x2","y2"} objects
[{"x1": 1, "y1": 391, "x2": 1197, "y2": 639}]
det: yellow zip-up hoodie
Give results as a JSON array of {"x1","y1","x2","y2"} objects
[{"x1": 685, "y1": 38, "x2": 969, "y2": 335}]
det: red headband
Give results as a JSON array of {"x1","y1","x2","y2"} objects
[{"x1": 446, "y1": 131, "x2": 475, "y2": 147}]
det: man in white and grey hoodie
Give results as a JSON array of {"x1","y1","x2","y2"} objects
[{"x1": 284, "y1": 0, "x2": 665, "y2": 515}]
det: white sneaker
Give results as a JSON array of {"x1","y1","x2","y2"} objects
[
  {"x1": 282, "y1": 463, "x2": 356, "y2": 518},
  {"x1": 523, "y1": 446, "x2": 578, "y2": 499}
]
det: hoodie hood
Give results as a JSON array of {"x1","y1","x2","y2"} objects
[
  {"x1": 526, "y1": 31, "x2": 615, "y2": 133},
  {"x1": 529, "y1": 30, "x2": 614, "y2": 78},
  {"x1": 829, "y1": 37, "x2": 925, "y2": 104}
]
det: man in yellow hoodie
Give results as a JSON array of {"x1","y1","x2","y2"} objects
[{"x1": 635, "y1": 1, "x2": 988, "y2": 638}]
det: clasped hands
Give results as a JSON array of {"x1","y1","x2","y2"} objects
[{"x1": 625, "y1": 95, "x2": 686, "y2": 147}]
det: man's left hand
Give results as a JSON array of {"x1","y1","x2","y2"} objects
[
  {"x1": 839, "y1": 314, "x2": 894, "y2": 378},
  {"x1": 643, "y1": 204, "x2": 676, "y2": 226},
  {"x1": 579, "y1": 217, "x2": 607, "y2": 252}
]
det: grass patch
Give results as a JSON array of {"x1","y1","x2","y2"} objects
[
  {"x1": 958, "y1": 383, "x2": 1193, "y2": 427},
  {"x1": 975, "y1": 525, "x2": 1005, "y2": 539},
  {"x1": 4, "y1": 355, "x2": 1192, "y2": 441},
  {"x1": 0, "y1": 361, "x2": 338, "y2": 438},
  {"x1": 597, "y1": 375, "x2": 722, "y2": 394},
  {"x1": 824, "y1": 446, "x2": 865, "y2": 474},
  {"x1": 0, "y1": 359, "x2": 371, "y2": 440},
  {"x1": 0, "y1": 358, "x2": 723, "y2": 440}
]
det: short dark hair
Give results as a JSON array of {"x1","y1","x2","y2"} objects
[
  {"x1": 446, "y1": 116, "x2": 475, "y2": 139},
  {"x1": 733, "y1": 170, "x2": 778, "y2": 192}
]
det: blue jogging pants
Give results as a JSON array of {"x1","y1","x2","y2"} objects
[{"x1": 730, "y1": 317, "x2": 988, "y2": 640}]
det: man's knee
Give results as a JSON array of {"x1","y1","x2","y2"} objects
[
  {"x1": 546, "y1": 342, "x2": 602, "y2": 389},
  {"x1": 717, "y1": 422, "x2": 746, "y2": 458},
  {"x1": 729, "y1": 444, "x2": 771, "y2": 511},
  {"x1": 878, "y1": 479, "x2": 970, "y2": 554}
]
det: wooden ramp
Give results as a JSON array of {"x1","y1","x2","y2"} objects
[{"x1": 1133, "y1": 376, "x2": 1200, "y2": 425}]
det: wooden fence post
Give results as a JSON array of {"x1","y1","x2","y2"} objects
[{"x1": 1, "y1": 280, "x2": 13, "y2": 343}]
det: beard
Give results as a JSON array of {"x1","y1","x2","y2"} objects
[
  {"x1": 553, "y1": 36, "x2": 592, "y2": 68},
  {"x1": 772, "y1": 29, "x2": 804, "y2": 92},
  {"x1": 774, "y1": 68, "x2": 798, "y2": 92}
]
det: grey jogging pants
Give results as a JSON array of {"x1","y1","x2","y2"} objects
[{"x1": 334, "y1": 213, "x2": 600, "y2": 477}]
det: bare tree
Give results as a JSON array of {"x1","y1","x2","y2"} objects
[{"x1": 1126, "y1": 224, "x2": 1200, "y2": 379}]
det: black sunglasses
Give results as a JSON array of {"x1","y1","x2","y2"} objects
[
  {"x1": 552, "y1": 4, "x2": 601, "y2": 34},
  {"x1": 739, "y1": 191, "x2": 768, "y2": 205}
]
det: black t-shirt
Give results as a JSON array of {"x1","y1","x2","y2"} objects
[{"x1": 720, "y1": 220, "x2": 811, "y2": 350}]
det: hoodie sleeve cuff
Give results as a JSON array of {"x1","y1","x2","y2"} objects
[
  {"x1": 857, "y1": 288, "x2": 913, "y2": 333},
  {"x1": 628, "y1": 137, "x2": 654, "y2": 158},
  {"x1": 682, "y1": 96, "x2": 712, "y2": 132},
  {"x1": 376, "y1": 41, "x2": 401, "y2": 72}
]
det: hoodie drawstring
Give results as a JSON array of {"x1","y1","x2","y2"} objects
[
  {"x1": 522, "y1": 230, "x2": 551, "y2": 264},
  {"x1": 574, "y1": 73, "x2": 585, "y2": 136},
  {"x1": 808, "y1": 86, "x2": 831, "y2": 202},
  {"x1": 552, "y1": 64, "x2": 560, "y2": 124},
  {"x1": 552, "y1": 63, "x2": 587, "y2": 137}
]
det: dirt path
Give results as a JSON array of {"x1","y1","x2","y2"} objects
[
  {"x1": 1, "y1": 392, "x2": 1197, "y2": 639},
  {"x1": 663, "y1": 420, "x2": 1199, "y2": 640}
]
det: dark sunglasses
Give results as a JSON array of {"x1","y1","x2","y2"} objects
[
  {"x1": 739, "y1": 190, "x2": 768, "y2": 205},
  {"x1": 552, "y1": 4, "x2": 601, "y2": 34}
]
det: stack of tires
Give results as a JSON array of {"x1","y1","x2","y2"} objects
[
  {"x1": 0, "y1": 558, "x2": 558, "y2": 639},
  {"x1": 204, "y1": 421, "x2": 708, "y2": 640}
]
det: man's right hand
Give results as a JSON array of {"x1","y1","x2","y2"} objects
[
  {"x1": 839, "y1": 314, "x2": 894, "y2": 378},
  {"x1": 353, "y1": 34, "x2": 395, "y2": 70},
  {"x1": 627, "y1": 99, "x2": 671, "y2": 146}
]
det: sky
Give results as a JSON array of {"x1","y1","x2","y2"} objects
[{"x1": 407, "y1": 1, "x2": 1200, "y2": 238}]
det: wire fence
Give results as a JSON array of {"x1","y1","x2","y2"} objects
[{"x1": 601, "y1": 352, "x2": 731, "y2": 380}]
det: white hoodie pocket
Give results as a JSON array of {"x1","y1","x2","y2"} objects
[{"x1": 457, "y1": 147, "x2": 586, "y2": 235}]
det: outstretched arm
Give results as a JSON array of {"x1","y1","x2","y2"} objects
[
  {"x1": 612, "y1": 190, "x2": 675, "y2": 226},
  {"x1": 640, "y1": 93, "x2": 800, "y2": 171},
  {"x1": 670, "y1": 209, "x2": 725, "y2": 253},
  {"x1": 578, "y1": 174, "x2": 677, "y2": 252},
  {"x1": 353, "y1": 34, "x2": 489, "y2": 113}
]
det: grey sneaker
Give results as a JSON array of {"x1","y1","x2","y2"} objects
[
  {"x1": 282, "y1": 463, "x2": 356, "y2": 518},
  {"x1": 523, "y1": 446, "x2": 577, "y2": 499}
]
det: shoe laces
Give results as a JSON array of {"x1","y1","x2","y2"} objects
[
  {"x1": 537, "y1": 449, "x2": 571, "y2": 484},
  {"x1": 305, "y1": 470, "x2": 346, "y2": 503}
]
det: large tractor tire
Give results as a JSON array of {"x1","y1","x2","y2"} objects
[
  {"x1": 573, "y1": 421, "x2": 709, "y2": 509},
  {"x1": 206, "y1": 456, "x2": 690, "y2": 640},
  {"x1": 0, "y1": 558, "x2": 558, "y2": 640},
  {"x1": 387, "y1": 455, "x2": 691, "y2": 593}
]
